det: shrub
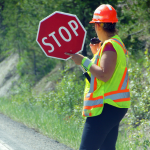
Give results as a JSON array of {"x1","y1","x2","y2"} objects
[{"x1": 128, "y1": 49, "x2": 150, "y2": 126}]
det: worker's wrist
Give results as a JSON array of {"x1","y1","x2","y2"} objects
[{"x1": 81, "y1": 57, "x2": 93, "y2": 71}]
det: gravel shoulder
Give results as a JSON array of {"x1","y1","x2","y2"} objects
[{"x1": 0, "y1": 113, "x2": 74, "y2": 150}]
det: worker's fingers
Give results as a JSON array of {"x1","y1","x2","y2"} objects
[
  {"x1": 65, "y1": 53, "x2": 84, "y2": 65},
  {"x1": 65, "y1": 52, "x2": 73, "y2": 56},
  {"x1": 65, "y1": 52, "x2": 74, "y2": 59},
  {"x1": 65, "y1": 52, "x2": 71, "y2": 55}
]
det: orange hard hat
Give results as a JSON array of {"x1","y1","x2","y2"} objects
[{"x1": 89, "y1": 4, "x2": 118, "y2": 23}]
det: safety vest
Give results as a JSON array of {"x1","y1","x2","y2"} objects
[{"x1": 83, "y1": 35, "x2": 131, "y2": 117}]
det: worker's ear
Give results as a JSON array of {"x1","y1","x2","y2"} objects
[
  {"x1": 98, "y1": 23, "x2": 104, "y2": 31},
  {"x1": 95, "y1": 23, "x2": 100, "y2": 31}
]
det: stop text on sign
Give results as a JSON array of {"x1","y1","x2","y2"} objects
[{"x1": 42, "y1": 20, "x2": 78, "y2": 53}]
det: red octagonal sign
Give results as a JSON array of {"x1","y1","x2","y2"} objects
[{"x1": 36, "y1": 11, "x2": 87, "y2": 60}]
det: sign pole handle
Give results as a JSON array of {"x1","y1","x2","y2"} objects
[{"x1": 79, "y1": 65, "x2": 91, "y2": 83}]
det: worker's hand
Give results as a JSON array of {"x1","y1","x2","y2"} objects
[
  {"x1": 65, "y1": 53, "x2": 84, "y2": 65},
  {"x1": 90, "y1": 42, "x2": 102, "y2": 54}
]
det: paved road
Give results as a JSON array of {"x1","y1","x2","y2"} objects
[{"x1": 0, "y1": 113, "x2": 74, "y2": 150}]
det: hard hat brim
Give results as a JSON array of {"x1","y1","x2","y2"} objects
[
  {"x1": 89, "y1": 20, "x2": 118, "y2": 23},
  {"x1": 89, "y1": 21, "x2": 95, "y2": 23},
  {"x1": 89, "y1": 21, "x2": 99, "y2": 23}
]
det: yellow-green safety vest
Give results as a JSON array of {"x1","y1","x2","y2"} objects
[{"x1": 83, "y1": 35, "x2": 131, "y2": 117}]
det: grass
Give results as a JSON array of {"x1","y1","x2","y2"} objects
[
  {"x1": 0, "y1": 97, "x2": 83, "y2": 149},
  {"x1": 0, "y1": 97, "x2": 149, "y2": 150}
]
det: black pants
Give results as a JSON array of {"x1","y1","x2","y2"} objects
[{"x1": 79, "y1": 104, "x2": 128, "y2": 150}]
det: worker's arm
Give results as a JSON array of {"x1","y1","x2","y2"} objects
[
  {"x1": 65, "y1": 51, "x2": 117, "y2": 82},
  {"x1": 89, "y1": 51, "x2": 117, "y2": 82}
]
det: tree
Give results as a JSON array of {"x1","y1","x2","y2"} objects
[
  {"x1": 0, "y1": 0, "x2": 7, "y2": 61},
  {"x1": 117, "y1": 0, "x2": 150, "y2": 56},
  {"x1": 1, "y1": 0, "x2": 58, "y2": 82}
]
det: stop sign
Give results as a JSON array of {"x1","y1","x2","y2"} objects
[{"x1": 36, "y1": 11, "x2": 87, "y2": 60}]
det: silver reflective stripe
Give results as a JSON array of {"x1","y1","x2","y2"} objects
[
  {"x1": 89, "y1": 75, "x2": 94, "y2": 93},
  {"x1": 112, "y1": 38, "x2": 125, "y2": 48},
  {"x1": 94, "y1": 54, "x2": 99, "y2": 61},
  {"x1": 84, "y1": 109, "x2": 90, "y2": 116},
  {"x1": 88, "y1": 53, "x2": 100, "y2": 93},
  {"x1": 111, "y1": 39, "x2": 128, "y2": 55},
  {"x1": 84, "y1": 98, "x2": 103, "y2": 106},
  {"x1": 83, "y1": 58, "x2": 92, "y2": 68},
  {"x1": 121, "y1": 70, "x2": 129, "y2": 90},
  {"x1": 105, "y1": 92, "x2": 130, "y2": 100},
  {"x1": 86, "y1": 93, "x2": 91, "y2": 98}
]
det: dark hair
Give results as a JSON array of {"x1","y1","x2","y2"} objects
[{"x1": 103, "y1": 23, "x2": 118, "y2": 34}]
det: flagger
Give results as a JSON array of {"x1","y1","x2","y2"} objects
[{"x1": 66, "y1": 4, "x2": 130, "y2": 150}]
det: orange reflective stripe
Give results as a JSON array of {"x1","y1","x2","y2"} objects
[
  {"x1": 123, "y1": 43, "x2": 126, "y2": 49},
  {"x1": 93, "y1": 48, "x2": 102, "y2": 91},
  {"x1": 83, "y1": 111, "x2": 85, "y2": 116},
  {"x1": 99, "y1": 47, "x2": 103, "y2": 58},
  {"x1": 89, "y1": 112, "x2": 92, "y2": 116},
  {"x1": 97, "y1": 59, "x2": 100, "y2": 66},
  {"x1": 112, "y1": 39, "x2": 125, "y2": 51},
  {"x1": 84, "y1": 98, "x2": 103, "y2": 107},
  {"x1": 94, "y1": 78, "x2": 97, "y2": 91},
  {"x1": 118, "y1": 67, "x2": 127, "y2": 90},
  {"x1": 105, "y1": 91, "x2": 130, "y2": 101},
  {"x1": 85, "y1": 88, "x2": 129, "y2": 100},
  {"x1": 104, "y1": 90, "x2": 117, "y2": 96},
  {"x1": 97, "y1": 57, "x2": 100, "y2": 66},
  {"x1": 111, "y1": 38, "x2": 129, "y2": 55},
  {"x1": 85, "y1": 93, "x2": 103, "y2": 100},
  {"x1": 95, "y1": 48, "x2": 101, "y2": 67},
  {"x1": 111, "y1": 38, "x2": 126, "y2": 51},
  {"x1": 113, "y1": 97, "x2": 130, "y2": 102},
  {"x1": 87, "y1": 50, "x2": 101, "y2": 94},
  {"x1": 126, "y1": 78, "x2": 129, "y2": 89},
  {"x1": 122, "y1": 43, "x2": 128, "y2": 55},
  {"x1": 85, "y1": 93, "x2": 93, "y2": 100},
  {"x1": 84, "y1": 104, "x2": 103, "y2": 109},
  {"x1": 121, "y1": 70, "x2": 129, "y2": 90},
  {"x1": 83, "y1": 110, "x2": 92, "y2": 117},
  {"x1": 104, "y1": 88, "x2": 129, "y2": 97},
  {"x1": 118, "y1": 88, "x2": 129, "y2": 93}
]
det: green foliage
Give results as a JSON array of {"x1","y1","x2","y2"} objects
[
  {"x1": 35, "y1": 71, "x2": 85, "y2": 124},
  {"x1": 128, "y1": 49, "x2": 150, "y2": 125},
  {"x1": 10, "y1": 66, "x2": 85, "y2": 120},
  {"x1": 118, "y1": 0, "x2": 150, "y2": 56},
  {"x1": 49, "y1": 74, "x2": 84, "y2": 115},
  {"x1": 0, "y1": 0, "x2": 60, "y2": 81},
  {"x1": 0, "y1": 97, "x2": 83, "y2": 149},
  {"x1": 116, "y1": 123, "x2": 150, "y2": 150}
]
